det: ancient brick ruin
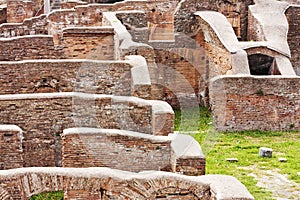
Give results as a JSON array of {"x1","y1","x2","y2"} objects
[{"x1": 0, "y1": 0, "x2": 299, "y2": 199}]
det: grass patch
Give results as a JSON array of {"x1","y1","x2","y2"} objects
[
  {"x1": 174, "y1": 106, "x2": 212, "y2": 132},
  {"x1": 175, "y1": 107, "x2": 300, "y2": 199},
  {"x1": 30, "y1": 191, "x2": 64, "y2": 200}
]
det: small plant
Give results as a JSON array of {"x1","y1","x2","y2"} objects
[
  {"x1": 256, "y1": 89, "x2": 264, "y2": 96},
  {"x1": 290, "y1": 123, "x2": 295, "y2": 129}
]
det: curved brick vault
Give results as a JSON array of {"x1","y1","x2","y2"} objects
[{"x1": 0, "y1": 167, "x2": 254, "y2": 200}]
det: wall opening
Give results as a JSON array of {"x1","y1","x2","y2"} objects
[{"x1": 248, "y1": 54, "x2": 278, "y2": 75}]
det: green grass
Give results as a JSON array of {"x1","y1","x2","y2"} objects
[
  {"x1": 30, "y1": 191, "x2": 64, "y2": 200},
  {"x1": 174, "y1": 106, "x2": 212, "y2": 132},
  {"x1": 174, "y1": 107, "x2": 300, "y2": 200}
]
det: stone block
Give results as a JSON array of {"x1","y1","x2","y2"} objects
[
  {"x1": 259, "y1": 147, "x2": 273, "y2": 158},
  {"x1": 278, "y1": 157, "x2": 287, "y2": 162}
]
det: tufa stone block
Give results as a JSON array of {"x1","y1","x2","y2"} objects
[{"x1": 259, "y1": 147, "x2": 273, "y2": 158}]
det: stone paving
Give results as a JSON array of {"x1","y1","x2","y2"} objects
[{"x1": 245, "y1": 166, "x2": 300, "y2": 199}]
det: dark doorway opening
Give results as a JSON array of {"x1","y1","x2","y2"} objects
[{"x1": 248, "y1": 54, "x2": 278, "y2": 75}]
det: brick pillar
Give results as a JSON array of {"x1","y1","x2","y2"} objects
[{"x1": 0, "y1": 125, "x2": 23, "y2": 170}]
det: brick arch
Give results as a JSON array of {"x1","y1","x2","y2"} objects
[
  {"x1": 62, "y1": 175, "x2": 211, "y2": 199},
  {"x1": 116, "y1": 178, "x2": 210, "y2": 199},
  {"x1": 2, "y1": 170, "x2": 210, "y2": 199},
  {"x1": 0, "y1": 168, "x2": 255, "y2": 200},
  {"x1": 243, "y1": 47, "x2": 289, "y2": 76},
  {"x1": 20, "y1": 174, "x2": 63, "y2": 199},
  {"x1": 247, "y1": 53, "x2": 275, "y2": 75},
  {"x1": 244, "y1": 46, "x2": 284, "y2": 58}
]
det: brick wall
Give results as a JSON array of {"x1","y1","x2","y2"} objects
[
  {"x1": 62, "y1": 128, "x2": 175, "y2": 172},
  {"x1": 0, "y1": 93, "x2": 173, "y2": 167},
  {"x1": 210, "y1": 76, "x2": 300, "y2": 132},
  {"x1": 6, "y1": 0, "x2": 33, "y2": 23},
  {"x1": 154, "y1": 48, "x2": 206, "y2": 108},
  {"x1": 176, "y1": 158, "x2": 206, "y2": 176},
  {"x1": 0, "y1": 125, "x2": 23, "y2": 170},
  {"x1": 62, "y1": 27, "x2": 115, "y2": 60},
  {"x1": 47, "y1": 7, "x2": 103, "y2": 44},
  {"x1": 194, "y1": 14, "x2": 233, "y2": 79},
  {"x1": 6, "y1": 0, "x2": 44, "y2": 23},
  {"x1": 116, "y1": 11, "x2": 147, "y2": 29},
  {"x1": 1, "y1": 0, "x2": 176, "y2": 47},
  {"x1": 0, "y1": 96, "x2": 73, "y2": 167},
  {"x1": 51, "y1": 0, "x2": 175, "y2": 43},
  {"x1": 0, "y1": 35, "x2": 64, "y2": 61},
  {"x1": 117, "y1": 12, "x2": 210, "y2": 108},
  {"x1": 285, "y1": 5, "x2": 300, "y2": 75},
  {"x1": 0, "y1": 14, "x2": 48, "y2": 38},
  {"x1": 0, "y1": 31, "x2": 116, "y2": 61},
  {"x1": 0, "y1": 60, "x2": 132, "y2": 95},
  {"x1": 173, "y1": 134, "x2": 206, "y2": 176}
]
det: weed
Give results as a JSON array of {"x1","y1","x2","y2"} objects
[{"x1": 256, "y1": 89, "x2": 264, "y2": 96}]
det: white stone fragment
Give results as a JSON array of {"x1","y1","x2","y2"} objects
[
  {"x1": 259, "y1": 147, "x2": 273, "y2": 157},
  {"x1": 278, "y1": 157, "x2": 287, "y2": 162}
]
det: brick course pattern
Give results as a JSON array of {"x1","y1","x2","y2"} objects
[
  {"x1": 210, "y1": 76, "x2": 300, "y2": 131},
  {"x1": 0, "y1": 14, "x2": 48, "y2": 38},
  {"x1": 7, "y1": 0, "x2": 44, "y2": 23},
  {"x1": 62, "y1": 27, "x2": 115, "y2": 60},
  {"x1": 0, "y1": 60, "x2": 132, "y2": 95},
  {"x1": 176, "y1": 158, "x2": 206, "y2": 176},
  {"x1": 194, "y1": 15, "x2": 233, "y2": 78},
  {"x1": 62, "y1": 128, "x2": 175, "y2": 172},
  {"x1": 0, "y1": 35, "x2": 64, "y2": 61},
  {"x1": 0, "y1": 27, "x2": 118, "y2": 61},
  {"x1": 6, "y1": 0, "x2": 34, "y2": 23},
  {"x1": 0, "y1": 93, "x2": 174, "y2": 167}
]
